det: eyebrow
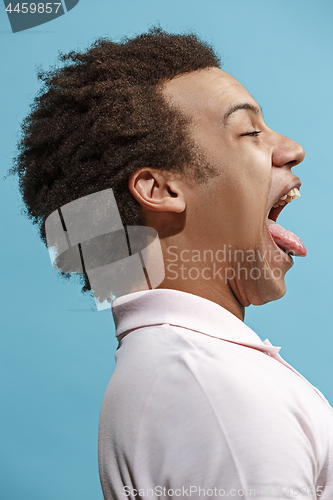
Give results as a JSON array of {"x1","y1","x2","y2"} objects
[{"x1": 223, "y1": 103, "x2": 262, "y2": 124}]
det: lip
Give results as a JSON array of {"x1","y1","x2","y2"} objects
[
  {"x1": 264, "y1": 176, "x2": 302, "y2": 267},
  {"x1": 266, "y1": 176, "x2": 302, "y2": 221}
]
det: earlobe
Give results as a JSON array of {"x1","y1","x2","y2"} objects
[{"x1": 129, "y1": 169, "x2": 186, "y2": 213}]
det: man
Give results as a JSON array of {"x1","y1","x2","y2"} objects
[{"x1": 11, "y1": 28, "x2": 332, "y2": 499}]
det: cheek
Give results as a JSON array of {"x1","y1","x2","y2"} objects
[
  {"x1": 229, "y1": 146, "x2": 271, "y2": 187},
  {"x1": 218, "y1": 152, "x2": 271, "y2": 246},
  {"x1": 190, "y1": 140, "x2": 271, "y2": 247}
]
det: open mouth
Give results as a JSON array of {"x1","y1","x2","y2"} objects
[{"x1": 267, "y1": 186, "x2": 307, "y2": 258}]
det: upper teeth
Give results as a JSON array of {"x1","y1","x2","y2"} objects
[{"x1": 272, "y1": 187, "x2": 300, "y2": 208}]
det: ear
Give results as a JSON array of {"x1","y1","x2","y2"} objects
[{"x1": 129, "y1": 169, "x2": 186, "y2": 213}]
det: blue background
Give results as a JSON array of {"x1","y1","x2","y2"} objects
[{"x1": 1, "y1": 1, "x2": 332, "y2": 498}]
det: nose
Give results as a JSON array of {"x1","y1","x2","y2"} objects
[{"x1": 272, "y1": 134, "x2": 305, "y2": 168}]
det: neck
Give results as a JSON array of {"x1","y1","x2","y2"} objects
[
  {"x1": 156, "y1": 278, "x2": 245, "y2": 321},
  {"x1": 156, "y1": 239, "x2": 245, "y2": 321}
]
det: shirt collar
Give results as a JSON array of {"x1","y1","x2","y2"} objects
[{"x1": 112, "y1": 289, "x2": 281, "y2": 355}]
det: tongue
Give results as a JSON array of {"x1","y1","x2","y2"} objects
[{"x1": 267, "y1": 219, "x2": 307, "y2": 257}]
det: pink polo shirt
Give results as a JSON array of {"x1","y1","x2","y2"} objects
[{"x1": 98, "y1": 289, "x2": 333, "y2": 499}]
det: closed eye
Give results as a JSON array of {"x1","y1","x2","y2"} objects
[{"x1": 241, "y1": 130, "x2": 261, "y2": 137}]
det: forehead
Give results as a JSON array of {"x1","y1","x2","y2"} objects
[{"x1": 161, "y1": 67, "x2": 258, "y2": 122}]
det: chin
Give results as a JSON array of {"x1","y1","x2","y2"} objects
[{"x1": 247, "y1": 277, "x2": 287, "y2": 307}]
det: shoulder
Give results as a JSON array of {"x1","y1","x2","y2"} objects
[
  {"x1": 131, "y1": 343, "x2": 319, "y2": 490},
  {"x1": 102, "y1": 325, "x2": 322, "y2": 490}
]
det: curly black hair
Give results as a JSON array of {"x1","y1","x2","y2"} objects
[{"x1": 10, "y1": 26, "x2": 221, "y2": 298}]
